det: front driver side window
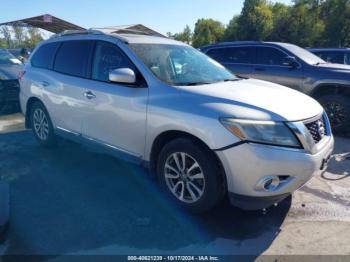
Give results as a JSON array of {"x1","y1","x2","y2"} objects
[
  {"x1": 256, "y1": 47, "x2": 286, "y2": 66},
  {"x1": 92, "y1": 41, "x2": 135, "y2": 82}
]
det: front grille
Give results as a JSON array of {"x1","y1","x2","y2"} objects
[
  {"x1": 2, "y1": 80, "x2": 20, "y2": 101},
  {"x1": 305, "y1": 116, "x2": 326, "y2": 144}
]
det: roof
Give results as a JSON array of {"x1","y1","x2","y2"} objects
[
  {"x1": 49, "y1": 29, "x2": 184, "y2": 46},
  {"x1": 200, "y1": 41, "x2": 298, "y2": 50},
  {"x1": 0, "y1": 14, "x2": 85, "y2": 33}
]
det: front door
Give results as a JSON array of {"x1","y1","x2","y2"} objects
[
  {"x1": 82, "y1": 41, "x2": 148, "y2": 160},
  {"x1": 250, "y1": 46, "x2": 304, "y2": 92}
]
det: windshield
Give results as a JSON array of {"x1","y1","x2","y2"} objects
[
  {"x1": 0, "y1": 49, "x2": 22, "y2": 65},
  {"x1": 281, "y1": 43, "x2": 325, "y2": 65},
  {"x1": 129, "y1": 44, "x2": 238, "y2": 86}
]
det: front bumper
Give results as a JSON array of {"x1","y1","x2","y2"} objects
[{"x1": 216, "y1": 135, "x2": 334, "y2": 210}]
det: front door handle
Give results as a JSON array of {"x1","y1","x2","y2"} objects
[
  {"x1": 84, "y1": 91, "x2": 96, "y2": 100},
  {"x1": 41, "y1": 81, "x2": 50, "y2": 87}
]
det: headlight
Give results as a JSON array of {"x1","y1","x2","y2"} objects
[
  {"x1": 220, "y1": 118, "x2": 301, "y2": 148},
  {"x1": 0, "y1": 71, "x2": 9, "y2": 80}
]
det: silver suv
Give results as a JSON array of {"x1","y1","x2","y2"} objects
[{"x1": 19, "y1": 30, "x2": 334, "y2": 213}]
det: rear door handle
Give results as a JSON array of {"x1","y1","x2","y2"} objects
[{"x1": 84, "y1": 91, "x2": 96, "y2": 100}]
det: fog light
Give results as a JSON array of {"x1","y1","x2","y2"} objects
[
  {"x1": 263, "y1": 176, "x2": 280, "y2": 191},
  {"x1": 255, "y1": 176, "x2": 281, "y2": 192}
]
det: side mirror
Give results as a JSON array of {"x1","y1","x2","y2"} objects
[
  {"x1": 283, "y1": 56, "x2": 298, "y2": 68},
  {"x1": 109, "y1": 68, "x2": 136, "y2": 84}
]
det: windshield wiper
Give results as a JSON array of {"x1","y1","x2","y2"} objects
[
  {"x1": 177, "y1": 82, "x2": 211, "y2": 86},
  {"x1": 223, "y1": 78, "x2": 241, "y2": 82}
]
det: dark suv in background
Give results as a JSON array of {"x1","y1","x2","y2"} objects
[
  {"x1": 201, "y1": 41, "x2": 350, "y2": 133},
  {"x1": 0, "y1": 48, "x2": 22, "y2": 114},
  {"x1": 308, "y1": 48, "x2": 350, "y2": 65}
]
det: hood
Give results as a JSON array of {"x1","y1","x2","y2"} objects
[
  {"x1": 177, "y1": 78, "x2": 323, "y2": 122},
  {"x1": 316, "y1": 62, "x2": 350, "y2": 72},
  {"x1": 0, "y1": 64, "x2": 22, "y2": 80}
]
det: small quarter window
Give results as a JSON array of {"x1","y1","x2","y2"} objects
[{"x1": 31, "y1": 42, "x2": 60, "y2": 69}]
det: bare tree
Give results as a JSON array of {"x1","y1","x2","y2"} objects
[
  {"x1": 25, "y1": 27, "x2": 43, "y2": 48},
  {"x1": 0, "y1": 26, "x2": 12, "y2": 48},
  {"x1": 12, "y1": 25, "x2": 25, "y2": 47}
]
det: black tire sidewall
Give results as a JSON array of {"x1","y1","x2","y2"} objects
[
  {"x1": 318, "y1": 94, "x2": 350, "y2": 134},
  {"x1": 30, "y1": 101, "x2": 56, "y2": 147},
  {"x1": 156, "y1": 138, "x2": 225, "y2": 213}
]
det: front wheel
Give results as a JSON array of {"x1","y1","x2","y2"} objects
[
  {"x1": 156, "y1": 138, "x2": 225, "y2": 213},
  {"x1": 30, "y1": 101, "x2": 57, "y2": 147},
  {"x1": 318, "y1": 94, "x2": 350, "y2": 134}
]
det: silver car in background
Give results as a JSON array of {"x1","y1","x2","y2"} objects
[{"x1": 19, "y1": 30, "x2": 334, "y2": 213}]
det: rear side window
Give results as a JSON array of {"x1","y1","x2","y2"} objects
[
  {"x1": 206, "y1": 47, "x2": 252, "y2": 64},
  {"x1": 255, "y1": 47, "x2": 286, "y2": 66},
  {"x1": 206, "y1": 48, "x2": 227, "y2": 63},
  {"x1": 54, "y1": 40, "x2": 94, "y2": 78},
  {"x1": 92, "y1": 41, "x2": 135, "y2": 82},
  {"x1": 31, "y1": 42, "x2": 60, "y2": 69},
  {"x1": 225, "y1": 47, "x2": 252, "y2": 64}
]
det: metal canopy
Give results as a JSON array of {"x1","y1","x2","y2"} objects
[
  {"x1": 93, "y1": 24, "x2": 166, "y2": 37},
  {"x1": 0, "y1": 14, "x2": 85, "y2": 33}
]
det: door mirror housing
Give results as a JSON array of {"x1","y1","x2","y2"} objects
[
  {"x1": 109, "y1": 68, "x2": 136, "y2": 84},
  {"x1": 283, "y1": 56, "x2": 299, "y2": 68}
]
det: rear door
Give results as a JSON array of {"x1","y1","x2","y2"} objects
[
  {"x1": 250, "y1": 46, "x2": 304, "y2": 91},
  {"x1": 50, "y1": 40, "x2": 94, "y2": 134},
  {"x1": 205, "y1": 46, "x2": 253, "y2": 78}
]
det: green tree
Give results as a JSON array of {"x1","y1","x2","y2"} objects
[
  {"x1": 321, "y1": 0, "x2": 350, "y2": 47},
  {"x1": 223, "y1": 15, "x2": 240, "y2": 41},
  {"x1": 283, "y1": 0, "x2": 325, "y2": 47},
  {"x1": 174, "y1": 25, "x2": 192, "y2": 44},
  {"x1": 0, "y1": 38, "x2": 6, "y2": 48},
  {"x1": 269, "y1": 3, "x2": 291, "y2": 41},
  {"x1": 236, "y1": 0, "x2": 273, "y2": 40},
  {"x1": 192, "y1": 19, "x2": 225, "y2": 47}
]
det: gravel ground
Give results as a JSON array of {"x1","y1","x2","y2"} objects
[{"x1": 0, "y1": 113, "x2": 349, "y2": 260}]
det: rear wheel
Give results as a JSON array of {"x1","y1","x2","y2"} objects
[
  {"x1": 318, "y1": 94, "x2": 350, "y2": 134},
  {"x1": 30, "y1": 101, "x2": 57, "y2": 147},
  {"x1": 156, "y1": 138, "x2": 225, "y2": 213}
]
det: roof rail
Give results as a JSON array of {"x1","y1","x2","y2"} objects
[
  {"x1": 49, "y1": 28, "x2": 131, "y2": 43},
  {"x1": 50, "y1": 29, "x2": 104, "y2": 39}
]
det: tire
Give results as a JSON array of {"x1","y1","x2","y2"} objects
[
  {"x1": 318, "y1": 94, "x2": 350, "y2": 134},
  {"x1": 156, "y1": 138, "x2": 225, "y2": 213},
  {"x1": 30, "y1": 101, "x2": 57, "y2": 147}
]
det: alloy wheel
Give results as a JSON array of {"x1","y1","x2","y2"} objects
[
  {"x1": 33, "y1": 108, "x2": 49, "y2": 141},
  {"x1": 164, "y1": 152, "x2": 205, "y2": 203},
  {"x1": 324, "y1": 102, "x2": 347, "y2": 128}
]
